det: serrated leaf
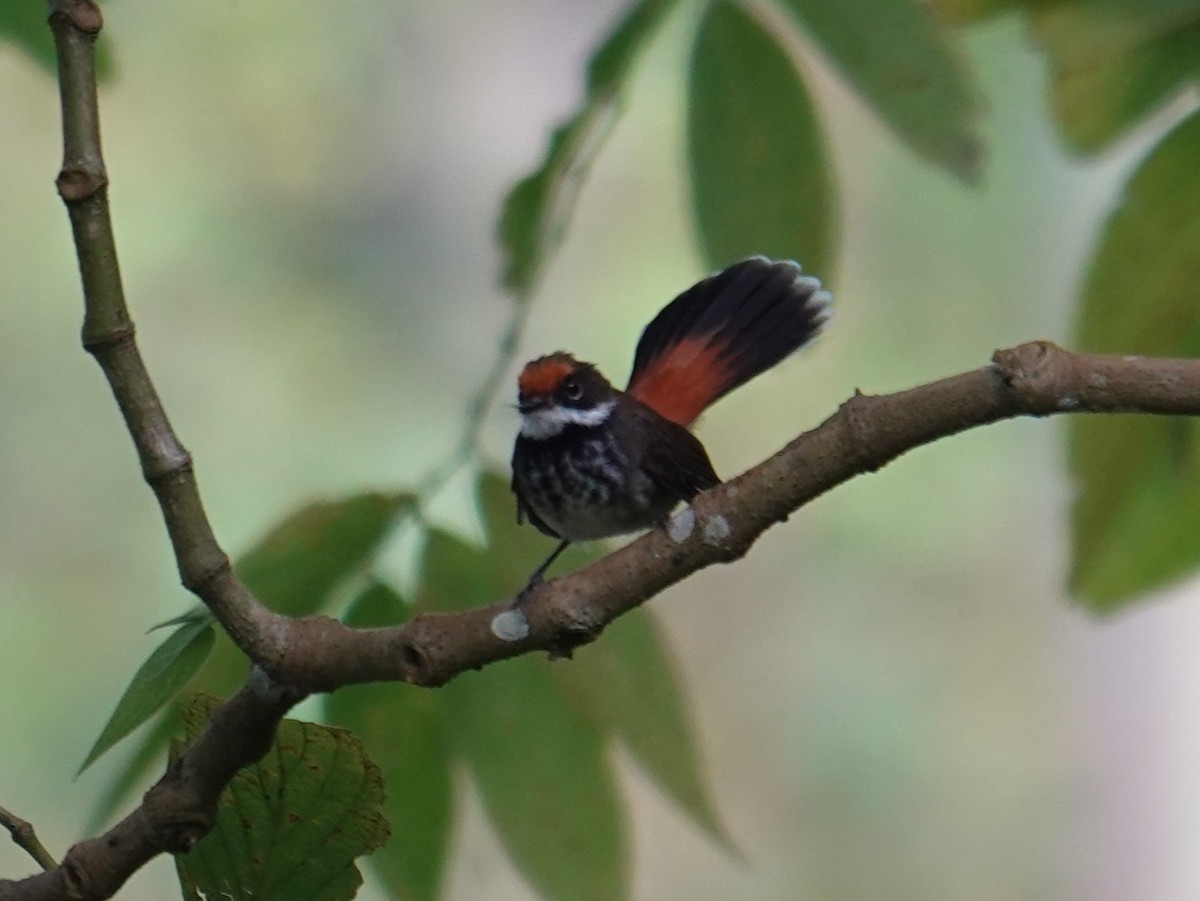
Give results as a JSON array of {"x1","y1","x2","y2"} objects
[
  {"x1": 78, "y1": 619, "x2": 214, "y2": 775},
  {"x1": 176, "y1": 696, "x2": 389, "y2": 901},
  {"x1": 1028, "y1": 0, "x2": 1200, "y2": 152},
  {"x1": 236, "y1": 492, "x2": 414, "y2": 616},
  {"x1": 1069, "y1": 109, "x2": 1200, "y2": 609},
  {"x1": 421, "y1": 531, "x2": 627, "y2": 901},
  {"x1": 687, "y1": 1, "x2": 836, "y2": 276},
  {"x1": 498, "y1": 0, "x2": 678, "y2": 296},
  {"x1": 779, "y1": 0, "x2": 983, "y2": 181},
  {"x1": 324, "y1": 582, "x2": 451, "y2": 901}
]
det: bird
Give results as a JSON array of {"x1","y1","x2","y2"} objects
[{"x1": 510, "y1": 256, "x2": 833, "y2": 595}]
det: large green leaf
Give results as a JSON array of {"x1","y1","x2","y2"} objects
[
  {"x1": 1069, "y1": 109, "x2": 1200, "y2": 609},
  {"x1": 444, "y1": 658, "x2": 627, "y2": 901},
  {"x1": 324, "y1": 582, "x2": 451, "y2": 901},
  {"x1": 176, "y1": 696, "x2": 389, "y2": 901},
  {"x1": 554, "y1": 609, "x2": 727, "y2": 846},
  {"x1": 78, "y1": 619, "x2": 214, "y2": 775},
  {"x1": 498, "y1": 0, "x2": 679, "y2": 296},
  {"x1": 422, "y1": 529, "x2": 627, "y2": 901},
  {"x1": 687, "y1": 1, "x2": 835, "y2": 276},
  {"x1": 779, "y1": 0, "x2": 982, "y2": 181},
  {"x1": 474, "y1": 471, "x2": 725, "y2": 843},
  {"x1": 1028, "y1": 0, "x2": 1200, "y2": 152},
  {"x1": 236, "y1": 492, "x2": 414, "y2": 616}
]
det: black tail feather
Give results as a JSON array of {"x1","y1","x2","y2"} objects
[{"x1": 627, "y1": 256, "x2": 832, "y2": 400}]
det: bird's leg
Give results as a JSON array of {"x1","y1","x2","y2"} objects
[{"x1": 513, "y1": 539, "x2": 571, "y2": 606}]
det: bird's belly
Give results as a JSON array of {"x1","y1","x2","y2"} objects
[{"x1": 515, "y1": 435, "x2": 666, "y2": 541}]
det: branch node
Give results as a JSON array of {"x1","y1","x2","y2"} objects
[
  {"x1": 55, "y1": 166, "x2": 107, "y2": 203},
  {"x1": 991, "y1": 340, "x2": 1055, "y2": 385},
  {"x1": 180, "y1": 554, "x2": 232, "y2": 597},
  {"x1": 51, "y1": 0, "x2": 104, "y2": 34},
  {"x1": 992, "y1": 340, "x2": 1068, "y2": 413},
  {"x1": 839, "y1": 391, "x2": 884, "y2": 472},
  {"x1": 145, "y1": 450, "x2": 194, "y2": 488},
  {"x1": 81, "y1": 321, "x2": 135, "y2": 352},
  {"x1": 545, "y1": 604, "x2": 604, "y2": 659}
]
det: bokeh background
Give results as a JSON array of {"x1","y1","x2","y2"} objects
[{"x1": 3, "y1": 1, "x2": 1200, "y2": 898}]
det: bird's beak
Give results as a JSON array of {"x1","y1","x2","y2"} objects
[{"x1": 517, "y1": 395, "x2": 547, "y2": 414}]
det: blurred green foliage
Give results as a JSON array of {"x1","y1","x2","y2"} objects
[
  {"x1": 1070, "y1": 110, "x2": 1200, "y2": 607},
  {"x1": 9, "y1": 0, "x2": 1200, "y2": 898}
]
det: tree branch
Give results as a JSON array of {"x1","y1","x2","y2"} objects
[
  {"x1": 0, "y1": 675, "x2": 301, "y2": 901},
  {"x1": 20, "y1": 2, "x2": 1200, "y2": 900},
  {"x1": 47, "y1": 0, "x2": 286, "y2": 668},
  {"x1": 0, "y1": 807, "x2": 55, "y2": 873},
  {"x1": 255, "y1": 340, "x2": 1200, "y2": 691}
]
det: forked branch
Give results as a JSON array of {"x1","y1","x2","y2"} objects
[{"x1": 6, "y1": 1, "x2": 1200, "y2": 900}]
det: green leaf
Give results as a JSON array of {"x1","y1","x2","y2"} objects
[
  {"x1": 324, "y1": 582, "x2": 451, "y2": 901},
  {"x1": 418, "y1": 528, "x2": 501, "y2": 612},
  {"x1": 0, "y1": 2, "x2": 57, "y2": 72},
  {"x1": 1028, "y1": 1, "x2": 1200, "y2": 152},
  {"x1": 928, "y1": 0, "x2": 1030, "y2": 23},
  {"x1": 78, "y1": 619, "x2": 214, "y2": 774},
  {"x1": 176, "y1": 696, "x2": 390, "y2": 901},
  {"x1": 1069, "y1": 109, "x2": 1200, "y2": 609},
  {"x1": 779, "y1": 0, "x2": 983, "y2": 181},
  {"x1": 474, "y1": 469, "x2": 725, "y2": 844},
  {"x1": 421, "y1": 529, "x2": 627, "y2": 901},
  {"x1": 472, "y1": 469, "x2": 725, "y2": 842},
  {"x1": 554, "y1": 609, "x2": 727, "y2": 847},
  {"x1": 498, "y1": 0, "x2": 679, "y2": 296},
  {"x1": 0, "y1": 2, "x2": 115, "y2": 79},
  {"x1": 83, "y1": 708, "x2": 180, "y2": 835},
  {"x1": 236, "y1": 492, "x2": 414, "y2": 616},
  {"x1": 86, "y1": 493, "x2": 412, "y2": 817},
  {"x1": 687, "y1": 1, "x2": 836, "y2": 276},
  {"x1": 444, "y1": 659, "x2": 627, "y2": 901}
]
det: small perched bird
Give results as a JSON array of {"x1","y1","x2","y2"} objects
[{"x1": 511, "y1": 256, "x2": 832, "y2": 593}]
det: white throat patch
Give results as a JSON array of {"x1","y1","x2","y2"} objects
[{"x1": 520, "y1": 400, "x2": 615, "y2": 440}]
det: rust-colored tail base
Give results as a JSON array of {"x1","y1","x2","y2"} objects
[{"x1": 626, "y1": 257, "x2": 832, "y2": 426}]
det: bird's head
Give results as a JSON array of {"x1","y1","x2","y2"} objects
[{"x1": 516, "y1": 352, "x2": 617, "y2": 440}]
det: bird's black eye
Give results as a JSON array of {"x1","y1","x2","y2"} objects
[{"x1": 562, "y1": 377, "x2": 583, "y2": 401}]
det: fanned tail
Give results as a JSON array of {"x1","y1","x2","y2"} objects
[{"x1": 626, "y1": 257, "x2": 832, "y2": 426}]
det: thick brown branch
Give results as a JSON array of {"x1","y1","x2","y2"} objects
[{"x1": 251, "y1": 340, "x2": 1200, "y2": 690}]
